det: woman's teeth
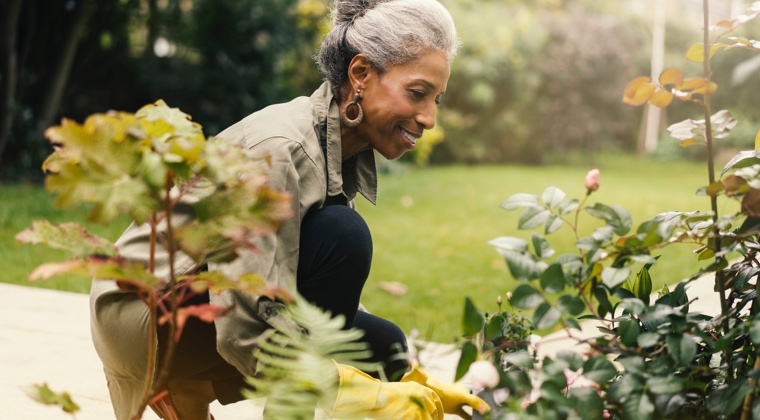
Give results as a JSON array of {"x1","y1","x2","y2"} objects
[{"x1": 401, "y1": 128, "x2": 418, "y2": 146}]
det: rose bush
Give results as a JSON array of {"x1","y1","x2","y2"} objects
[{"x1": 457, "y1": 2, "x2": 760, "y2": 419}]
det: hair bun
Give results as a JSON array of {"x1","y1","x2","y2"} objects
[{"x1": 332, "y1": 0, "x2": 387, "y2": 25}]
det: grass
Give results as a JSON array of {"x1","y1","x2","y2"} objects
[{"x1": 1, "y1": 153, "x2": 738, "y2": 342}]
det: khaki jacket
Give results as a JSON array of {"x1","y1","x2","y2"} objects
[{"x1": 90, "y1": 82, "x2": 378, "y2": 419}]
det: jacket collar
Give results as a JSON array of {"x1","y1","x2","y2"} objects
[{"x1": 312, "y1": 82, "x2": 378, "y2": 205}]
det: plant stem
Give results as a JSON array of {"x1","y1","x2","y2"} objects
[{"x1": 701, "y1": 0, "x2": 731, "y2": 380}]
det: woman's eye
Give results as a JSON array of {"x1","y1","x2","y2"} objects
[{"x1": 411, "y1": 90, "x2": 425, "y2": 99}]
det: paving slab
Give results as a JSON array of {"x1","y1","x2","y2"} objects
[{"x1": 1, "y1": 272, "x2": 721, "y2": 419}]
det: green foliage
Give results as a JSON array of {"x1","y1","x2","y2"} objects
[
  {"x1": 23, "y1": 383, "x2": 80, "y2": 415},
  {"x1": 457, "y1": 3, "x2": 760, "y2": 418},
  {"x1": 17, "y1": 101, "x2": 294, "y2": 418},
  {"x1": 244, "y1": 294, "x2": 376, "y2": 420}
]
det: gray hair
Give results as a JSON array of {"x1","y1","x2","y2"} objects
[{"x1": 316, "y1": 0, "x2": 459, "y2": 99}]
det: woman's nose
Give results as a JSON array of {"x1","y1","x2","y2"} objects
[{"x1": 416, "y1": 103, "x2": 436, "y2": 130}]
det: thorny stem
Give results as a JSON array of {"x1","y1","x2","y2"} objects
[{"x1": 699, "y1": 0, "x2": 731, "y2": 383}]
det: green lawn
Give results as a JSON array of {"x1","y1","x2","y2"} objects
[{"x1": 1, "y1": 154, "x2": 737, "y2": 342}]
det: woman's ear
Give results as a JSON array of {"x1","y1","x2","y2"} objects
[{"x1": 347, "y1": 54, "x2": 373, "y2": 93}]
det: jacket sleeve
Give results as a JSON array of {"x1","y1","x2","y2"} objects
[{"x1": 211, "y1": 134, "x2": 326, "y2": 377}]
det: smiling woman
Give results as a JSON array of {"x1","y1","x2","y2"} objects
[{"x1": 89, "y1": 0, "x2": 489, "y2": 419}]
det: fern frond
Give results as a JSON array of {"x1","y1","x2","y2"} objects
[{"x1": 244, "y1": 293, "x2": 382, "y2": 420}]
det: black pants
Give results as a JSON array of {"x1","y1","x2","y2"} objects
[{"x1": 160, "y1": 205, "x2": 409, "y2": 404}]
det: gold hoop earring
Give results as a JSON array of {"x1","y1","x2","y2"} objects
[{"x1": 340, "y1": 89, "x2": 363, "y2": 128}]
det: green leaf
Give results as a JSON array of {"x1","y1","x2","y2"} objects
[
  {"x1": 620, "y1": 298, "x2": 646, "y2": 316},
  {"x1": 503, "y1": 350, "x2": 534, "y2": 369},
  {"x1": 455, "y1": 342, "x2": 478, "y2": 381},
  {"x1": 533, "y1": 302, "x2": 561, "y2": 330},
  {"x1": 638, "y1": 332, "x2": 660, "y2": 348},
  {"x1": 556, "y1": 295, "x2": 585, "y2": 316},
  {"x1": 15, "y1": 221, "x2": 117, "y2": 258},
  {"x1": 485, "y1": 314, "x2": 504, "y2": 340},
  {"x1": 531, "y1": 233, "x2": 554, "y2": 259},
  {"x1": 519, "y1": 206, "x2": 551, "y2": 230},
  {"x1": 568, "y1": 387, "x2": 605, "y2": 419},
  {"x1": 723, "y1": 150, "x2": 760, "y2": 175},
  {"x1": 749, "y1": 321, "x2": 760, "y2": 344},
  {"x1": 510, "y1": 284, "x2": 544, "y2": 309},
  {"x1": 539, "y1": 263, "x2": 566, "y2": 294},
  {"x1": 501, "y1": 251, "x2": 547, "y2": 281},
  {"x1": 647, "y1": 375, "x2": 685, "y2": 394},
  {"x1": 488, "y1": 236, "x2": 529, "y2": 253},
  {"x1": 619, "y1": 318, "x2": 641, "y2": 347},
  {"x1": 608, "y1": 373, "x2": 643, "y2": 402},
  {"x1": 582, "y1": 356, "x2": 617, "y2": 383},
  {"x1": 685, "y1": 43, "x2": 724, "y2": 62},
  {"x1": 501, "y1": 193, "x2": 540, "y2": 210},
  {"x1": 544, "y1": 214, "x2": 564, "y2": 234},
  {"x1": 556, "y1": 350, "x2": 584, "y2": 371},
  {"x1": 24, "y1": 383, "x2": 80, "y2": 414},
  {"x1": 634, "y1": 266, "x2": 653, "y2": 305},
  {"x1": 585, "y1": 203, "x2": 632, "y2": 236},
  {"x1": 542, "y1": 186, "x2": 566, "y2": 209},
  {"x1": 602, "y1": 266, "x2": 631, "y2": 289},
  {"x1": 624, "y1": 391, "x2": 654, "y2": 420},
  {"x1": 666, "y1": 334, "x2": 697, "y2": 366},
  {"x1": 463, "y1": 297, "x2": 485, "y2": 336},
  {"x1": 707, "y1": 378, "x2": 749, "y2": 415},
  {"x1": 558, "y1": 198, "x2": 580, "y2": 215},
  {"x1": 504, "y1": 369, "x2": 532, "y2": 394}
]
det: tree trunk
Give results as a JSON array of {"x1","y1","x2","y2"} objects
[
  {"x1": 0, "y1": 0, "x2": 24, "y2": 162},
  {"x1": 35, "y1": 0, "x2": 94, "y2": 143}
]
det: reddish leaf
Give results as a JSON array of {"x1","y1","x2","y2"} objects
[
  {"x1": 159, "y1": 304, "x2": 229, "y2": 341},
  {"x1": 742, "y1": 188, "x2": 760, "y2": 216}
]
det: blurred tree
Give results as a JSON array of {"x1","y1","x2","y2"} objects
[{"x1": 0, "y1": 0, "x2": 327, "y2": 180}]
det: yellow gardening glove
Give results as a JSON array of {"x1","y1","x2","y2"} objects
[
  {"x1": 324, "y1": 362, "x2": 444, "y2": 420},
  {"x1": 401, "y1": 362, "x2": 490, "y2": 419}
]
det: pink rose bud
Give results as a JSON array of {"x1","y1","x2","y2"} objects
[
  {"x1": 585, "y1": 169, "x2": 600, "y2": 192},
  {"x1": 468, "y1": 360, "x2": 501, "y2": 390}
]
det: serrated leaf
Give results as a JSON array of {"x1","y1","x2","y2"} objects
[
  {"x1": 541, "y1": 186, "x2": 566, "y2": 209},
  {"x1": 518, "y1": 206, "x2": 550, "y2": 230},
  {"x1": 556, "y1": 295, "x2": 584, "y2": 315},
  {"x1": 544, "y1": 214, "x2": 564, "y2": 234},
  {"x1": 619, "y1": 318, "x2": 640, "y2": 347},
  {"x1": 602, "y1": 266, "x2": 631, "y2": 289},
  {"x1": 503, "y1": 351, "x2": 534, "y2": 369},
  {"x1": 647, "y1": 376, "x2": 685, "y2": 394},
  {"x1": 488, "y1": 236, "x2": 529, "y2": 253},
  {"x1": 531, "y1": 233, "x2": 554, "y2": 259},
  {"x1": 540, "y1": 263, "x2": 566, "y2": 294},
  {"x1": 485, "y1": 314, "x2": 504, "y2": 340},
  {"x1": 501, "y1": 193, "x2": 539, "y2": 210},
  {"x1": 585, "y1": 203, "x2": 632, "y2": 236},
  {"x1": 582, "y1": 356, "x2": 617, "y2": 383},
  {"x1": 686, "y1": 43, "x2": 724, "y2": 62},
  {"x1": 533, "y1": 302, "x2": 561, "y2": 330},
  {"x1": 510, "y1": 284, "x2": 544, "y2": 309},
  {"x1": 500, "y1": 250, "x2": 547, "y2": 281},
  {"x1": 667, "y1": 334, "x2": 697, "y2": 366},
  {"x1": 16, "y1": 220, "x2": 117, "y2": 257},
  {"x1": 558, "y1": 198, "x2": 579, "y2": 215},
  {"x1": 24, "y1": 383, "x2": 80, "y2": 414}
]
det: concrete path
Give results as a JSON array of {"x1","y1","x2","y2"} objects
[{"x1": 1, "y1": 273, "x2": 721, "y2": 419}]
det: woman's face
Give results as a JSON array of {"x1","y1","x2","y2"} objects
[{"x1": 357, "y1": 50, "x2": 451, "y2": 160}]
